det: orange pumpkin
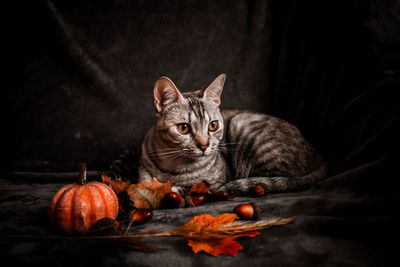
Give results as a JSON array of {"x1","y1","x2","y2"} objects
[{"x1": 49, "y1": 163, "x2": 118, "y2": 234}]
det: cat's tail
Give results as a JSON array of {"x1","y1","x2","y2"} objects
[{"x1": 217, "y1": 162, "x2": 329, "y2": 195}]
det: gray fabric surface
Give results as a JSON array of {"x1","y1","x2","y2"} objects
[{"x1": 1, "y1": 156, "x2": 398, "y2": 266}]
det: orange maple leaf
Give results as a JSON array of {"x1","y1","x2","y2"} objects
[
  {"x1": 188, "y1": 232, "x2": 259, "y2": 256},
  {"x1": 171, "y1": 213, "x2": 259, "y2": 256},
  {"x1": 101, "y1": 174, "x2": 131, "y2": 195},
  {"x1": 127, "y1": 177, "x2": 172, "y2": 209}
]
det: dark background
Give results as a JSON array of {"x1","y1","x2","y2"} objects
[
  {"x1": 2, "y1": 0, "x2": 399, "y2": 175},
  {"x1": 1, "y1": 1, "x2": 400, "y2": 266}
]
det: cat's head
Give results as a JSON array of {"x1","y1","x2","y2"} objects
[{"x1": 152, "y1": 74, "x2": 226, "y2": 159}]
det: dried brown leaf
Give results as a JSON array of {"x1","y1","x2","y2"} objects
[
  {"x1": 127, "y1": 177, "x2": 172, "y2": 209},
  {"x1": 101, "y1": 173, "x2": 131, "y2": 195}
]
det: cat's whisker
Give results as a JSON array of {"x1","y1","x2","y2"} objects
[
  {"x1": 146, "y1": 150, "x2": 183, "y2": 159},
  {"x1": 146, "y1": 148, "x2": 181, "y2": 154},
  {"x1": 154, "y1": 151, "x2": 181, "y2": 155},
  {"x1": 147, "y1": 154, "x2": 183, "y2": 160},
  {"x1": 171, "y1": 154, "x2": 185, "y2": 160},
  {"x1": 147, "y1": 150, "x2": 181, "y2": 156}
]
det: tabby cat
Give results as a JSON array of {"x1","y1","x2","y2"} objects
[{"x1": 139, "y1": 74, "x2": 327, "y2": 195}]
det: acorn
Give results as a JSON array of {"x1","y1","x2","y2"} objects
[
  {"x1": 233, "y1": 202, "x2": 263, "y2": 220},
  {"x1": 185, "y1": 194, "x2": 207, "y2": 207},
  {"x1": 130, "y1": 209, "x2": 153, "y2": 224},
  {"x1": 251, "y1": 185, "x2": 265, "y2": 196},
  {"x1": 192, "y1": 195, "x2": 207, "y2": 206},
  {"x1": 162, "y1": 192, "x2": 185, "y2": 208},
  {"x1": 124, "y1": 209, "x2": 153, "y2": 235}
]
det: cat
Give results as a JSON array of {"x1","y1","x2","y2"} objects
[{"x1": 138, "y1": 74, "x2": 328, "y2": 196}]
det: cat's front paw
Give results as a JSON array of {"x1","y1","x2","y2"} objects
[
  {"x1": 216, "y1": 181, "x2": 247, "y2": 196},
  {"x1": 215, "y1": 185, "x2": 233, "y2": 196}
]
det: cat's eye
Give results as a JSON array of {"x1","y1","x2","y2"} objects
[
  {"x1": 177, "y1": 123, "x2": 191, "y2": 134},
  {"x1": 208, "y1": 121, "x2": 219, "y2": 132}
]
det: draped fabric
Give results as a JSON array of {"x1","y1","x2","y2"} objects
[{"x1": 1, "y1": 0, "x2": 399, "y2": 265}]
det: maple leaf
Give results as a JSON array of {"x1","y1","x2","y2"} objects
[
  {"x1": 127, "y1": 177, "x2": 172, "y2": 209},
  {"x1": 188, "y1": 232, "x2": 259, "y2": 256},
  {"x1": 101, "y1": 173, "x2": 131, "y2": 195},
  {"x1": 170, "y1": 213, "x2": 259, "y2": 256}
]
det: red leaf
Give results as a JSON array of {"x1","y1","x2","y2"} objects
[
  {"x1": 188, "y1": 232, "x2": 259, "y2": 256},
  {"x1": 172, "y1": 213, "x2": 259, "y2": 256}
]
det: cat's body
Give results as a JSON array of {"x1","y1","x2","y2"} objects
[{"x1": 139, "y1": 74, "x2": 327, "y2": 195}]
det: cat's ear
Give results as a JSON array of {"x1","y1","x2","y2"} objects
[
  {"x1": 203, "y1": 74, "x2": 226, "y2": 106},
  {"x1": 153, "y1": 76, "x2": 184, "y2": 113}
]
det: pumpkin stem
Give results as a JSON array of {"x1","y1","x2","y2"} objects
[{"x1": 78, "y1": 163, "x2": 88, "y2": 185}]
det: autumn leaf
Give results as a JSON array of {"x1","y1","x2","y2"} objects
[
  {"x1": 127, "y1": 177, "x2": 172, "y2": 209},
  {"x1": 188, "y1": 232, "x2": 259, "y2": 256},
  {"x1": 174, "y1": 213, "x2": 238, "y2": 232},
  {"x1": 188, "y1": 180, "x2": 211, "y2": 194},
  {"x1": 170, "y1": 213, "x2": 259, "y2": 256},
  {"x1": 186, "y1": 180, "x2": 234, "y2": 207},
  {"x1": 101, "y1": 175, "x2": 172, "y2": 210},
  {"x1": 100, "y1": 174, "x2": 135, "y2": 215},
  {"x1": 101, "y1": 173, "x2": 131, "y2": 195}
]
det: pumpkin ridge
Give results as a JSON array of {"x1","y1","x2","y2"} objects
[
  {"x1": 86, "y1": 184, "x2": 94, "y2": 229},
  {"x1": 50, "y1": 184, "x2": 73, "y2": 224},
  {"x1": 95, "y1": 183, "x2": 110, "y2": 217},
  {"x1": 57, "y1": 186, "x2": 77, "y2": 233},
  {"x1": 93, "y1": 182, "x2": 110, "y2": 217},
  {"x1": 103, "y1": 182, "x2": 118, "y2": 217},
  {"x1": 95, "y1": 182, "x2": 118, "y2": 218},
  {"x1": 87, "y1": 183, "x2": 104, "y2": 228},
  {"x1": 101, "y1": 184, "x2": 119, "y2": 217},
  {"x1": 72, "y1": 185, "x2": 84, "y2": 232},
  {"x1": 83, "y1": 185, "x2": 93, "y2": 230}
]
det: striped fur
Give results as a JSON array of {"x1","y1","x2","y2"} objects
[{"x1": 139, "y1": 75, "x2": 327, "y2": 195}]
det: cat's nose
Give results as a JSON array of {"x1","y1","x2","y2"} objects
[
  {"x1": 195, "y1": 136, "x2": 209, "y2": 152},
  {"x1": 197, "y1": 143, "x2": 209, "y2": 152}
]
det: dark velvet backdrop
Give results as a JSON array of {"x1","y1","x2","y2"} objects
[
  {"x1": 3, "y1": 0, "x2": 398, "y2": 174},
  {"x1": 1, "y1": 0, "x2": 400, "y2": 266}
]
